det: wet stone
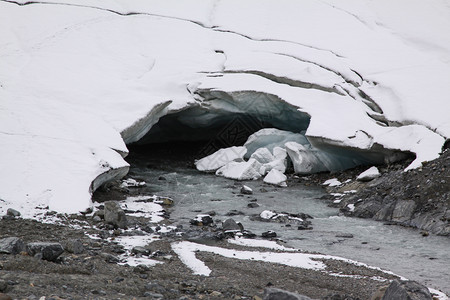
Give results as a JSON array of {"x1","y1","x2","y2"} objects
[
  {"x1": 241, "y1": 185, "x2": 253, "y2": 195},
  {"x1": 261, "y1": 231, "x2": 277, "y2": 238},
  {"x1": 190, "y1": 215, "x2": 214, "y2": 226}
]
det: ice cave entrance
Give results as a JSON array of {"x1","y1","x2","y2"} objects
[
  {"x1": 127, "y1": 104, "x2": 406, "y2": 180},
  {"x1": 133, "y1": 104, "x2": 310, "y2": 156}
]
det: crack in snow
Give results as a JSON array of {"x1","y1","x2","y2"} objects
[{"x1": 223, "y1": 70, "x2": 344, "y2": 95}]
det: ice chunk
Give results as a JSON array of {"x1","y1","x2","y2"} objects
[
  {"x1": 260, "y1": 210, "x2": 277, "y2": 220},
  {"x1": 260, "y1": 159, "x2": 287, "y2": 175},
  {"x1": 216, "y1": 158, "x2": 262, "y2": 180},
  {"x1": 285, "y1": 142, "x2": 362, "y2": 174},
  {"x1": 357, "y1": 167, "x2": 380, "y2": 182},
  {"x1": 273, "y1": 147, "x2": 287, "y2": 161},
  {"x1": 196, "y1": 146, "x2": 247, "y2": 172},
  {"x1": 250, "y1": 147, "x2": 274, "y2": 164},
  {"x1": 263, "y1": 169, "x2": 287, "y2": 187},
  {"x1": 285, "y1": 142, "x2": 328, "y2": 174},
  {"x1": 244, "y1": 128, "x2": 309, "y2": 158}
]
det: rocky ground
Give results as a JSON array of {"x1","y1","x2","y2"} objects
[
  {"x1": 313, "y1": 149, "x2": 450, "y2": 236},
  {"x1": 0, "y1": 147, "x2": 448, "y2": 300},
  {"x1": 0, "y1": 213, "x2": 401, "y2": 300}
]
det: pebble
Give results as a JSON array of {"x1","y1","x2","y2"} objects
[{"x1": 248, "y1": 203, "x2": 260, "y2": 208}]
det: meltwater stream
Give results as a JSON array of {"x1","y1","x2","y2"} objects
[{"x1": 127, "y1": 150, "x2": 450, "y2": 295}]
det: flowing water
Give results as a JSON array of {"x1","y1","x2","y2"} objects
[{"x1": 126, "y1": 148, "x2": 450, "y2": 295}]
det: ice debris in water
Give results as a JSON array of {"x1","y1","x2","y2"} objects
[
  {"x1": 196, "y1": 128, "x2": 368, "y2": 186},
  {"x1": 263, "y1": 169, "x2": 287, "y2": 187},
  {"x1": 195, "y1": 146, "x2": 247, "y2": 172}
]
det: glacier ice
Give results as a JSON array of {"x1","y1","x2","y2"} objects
[
  {"x1": 263, "y1": 169, "x2": 288, "y2": 187},
  {"x1": 244, "y1": 129, "x2": 309, "y2": 158},
  {"x1": 216, "y1": 158, "x2": 262, "y2": 181},
  {"x1": 195, "y1": 146, "x2": 247, "y2": 172},
  {"x1": 250, "y1": 148, "x2": 274, "y2": 165}
]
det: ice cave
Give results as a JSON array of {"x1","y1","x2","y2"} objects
[{"x1": 129, "y1": 92, "x2": 412, "y2": 185}]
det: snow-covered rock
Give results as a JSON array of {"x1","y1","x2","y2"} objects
[
  {"x1": 323, "y1": 178, "x2": 342, "y2": 187},
  {"x1": 195, "y1": 146, "x2": 247, "y2": 172},
  {"x1": 357, "y1": 167, "x2": 381, "y2": 182},
  {"x1": 263, "y1": 169, "x2": 287, "y2": 187},
  {"x1": 241, "y1": 185, "x2": 253, "y2": 195},
  {"x1": 216, "y1": 159, "x2": 262, "y2": 181}
]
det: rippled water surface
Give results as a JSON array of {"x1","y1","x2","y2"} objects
[{"x1": 127, "y1": 149, "x2": 450, "y2": 295}]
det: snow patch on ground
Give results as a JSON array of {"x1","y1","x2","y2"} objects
[{"x1": 171, "y1": 241, "x2": 326, "y2": 276}]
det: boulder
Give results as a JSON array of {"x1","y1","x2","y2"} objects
[
  {"x1": 380, "y1": 280, "x2": 432, "y2": 300},
  {"x1": 27, "y1": 242, "x2": 64, "y2": 261},
  {"x1": 0, "y1": 237, "x2": 25, "y2": 255},
  {"x1": 6, "y1": 209, "x2": 20, "y2": 218},
  {"x1": 104, "y1": 201, "x2": 127, "y2": 229},
  {"x1": 222, "y1": 218, "x2": 242, "y2": 233},
  {"x1": 263, "y1": 288, "x2": 313, "y2": 300},
  {"x1": 261, "y1": 231, "x2": 277, "y2": 238}
]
